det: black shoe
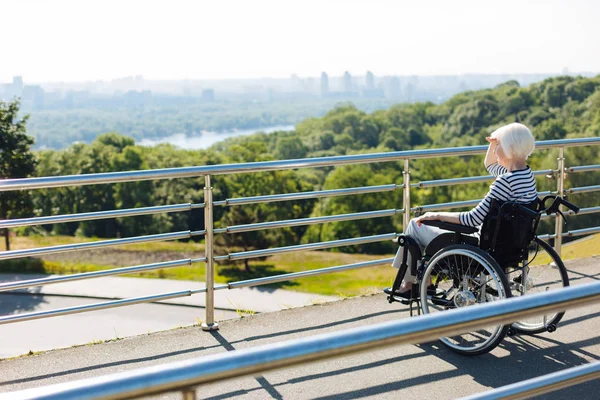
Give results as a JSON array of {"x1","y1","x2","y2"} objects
[
  {"x1": 383, "y1": 287, "x2": 412, "y2": 299},
  {"x1": 384, "y1": 286, "x2": 437, "y2": 298}
]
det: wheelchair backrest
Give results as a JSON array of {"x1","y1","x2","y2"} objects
[{"x1": 479, "y1": 198, "x2": 541, "y2": 267}]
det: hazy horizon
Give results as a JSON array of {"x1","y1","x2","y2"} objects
[{"x1": 2, "y1": 0, "x2": 599, "y2": 83}]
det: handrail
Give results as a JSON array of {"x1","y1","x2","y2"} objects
[
  {"x1": 0, "y1": 137, "x2": 598, "y2": 326},
  {"x1": 461, "y1": 361, "x2": 600, "y2": 400},
  {"x1": 5, "y1": 282, "x2": 600, "y2": 400},
  {"x1": 1, "y1": 137, "x2": 599, "y2": 191},
  {"x1": 1, "y1": 136, "x2": 600, "y2": 398}
]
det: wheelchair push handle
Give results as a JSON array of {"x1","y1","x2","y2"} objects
[
  {"x1": 541, "y1": 195, "x2": 580, "y2": 215},
  {"x1": 559, "y1": 197, "x2": 580, "y2": 214}
]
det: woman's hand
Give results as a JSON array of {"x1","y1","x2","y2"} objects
[
  {"x1": 485, "y1": 136, "x2": 498, "y2": 144},
  {"x1": 416, "y1": 212, "x2": 442, "y2": 226},
  {"x1": 416, "y1": 212, "x2": 461, "y2": 226}
]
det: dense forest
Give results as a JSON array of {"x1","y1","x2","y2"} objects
[{"x1": 10, "y1": 75, "x2": 600, "y2": 256}]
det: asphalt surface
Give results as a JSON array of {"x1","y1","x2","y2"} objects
[
  {"x1": 0, "y1": 274, "x2": 336, "y2": 359},
  {"x1": 1, "y1": 256, "x2": 600, "y2": 399}
]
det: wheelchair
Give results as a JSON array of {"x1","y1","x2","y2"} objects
[{"x1": 387, "y1": 195, "x2": 580, "y2": 356}]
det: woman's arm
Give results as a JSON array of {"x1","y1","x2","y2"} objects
[
  {"x1": 416, "y1": 212, "x2": 460, "y2": 226},
  {"x1": 484, "y1": 137, "x2": 497, "y2": 168}
]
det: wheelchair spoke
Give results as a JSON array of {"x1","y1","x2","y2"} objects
[
  {"x1": 421, "y1": 245, "x2": 510, "y2": 355},
  {"x1": 510, "y1": 237, "x2": 569, "y2": 334}
]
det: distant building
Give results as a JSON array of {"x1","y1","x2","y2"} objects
[
  {"x1": 12, "y1": 76, "x2": 24, "y2": 98},
  {"x1": 320, "y1": 72, "x2": 329, "y2": 97},
  {"x1": 343, "y1": 71, "x2": 353, "y2": 93},
  {"x1": 201, "y1": 89, "x2": 215, "y2": 102},
  {"x1": 365, "y1": 71, "x2": 375, "y2": 89},
  {"x1": 22, "y1": 85, "x2": 45, "y2": 110},
  {"x1": 384, "y1": 76, "x2": 401, "y2": 100},
  {"x1": 361, "y1": 71, "x2": 384, "y2": 98},
  {"x1": 290, "y1": 74, "x2": 301, "y2": 90}
]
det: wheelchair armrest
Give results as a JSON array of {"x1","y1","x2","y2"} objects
[{"x1": 420, "y1": 220, "x2": 478, "y2": 235}]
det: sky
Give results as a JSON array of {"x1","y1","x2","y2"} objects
[{"x1": 1, "y1": 0, "x2": 599, "y2": 83}]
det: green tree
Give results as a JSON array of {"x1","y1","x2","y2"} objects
[{"x1": 0, "y1": 99, "x2": 37, "y2": 250}]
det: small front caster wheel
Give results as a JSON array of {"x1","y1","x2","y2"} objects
[{"x1": 547, "y1": 324, "x2": 557, "y2": 333}]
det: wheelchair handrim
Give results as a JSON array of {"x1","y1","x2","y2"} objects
[{"x1": 421, "y1": 247, "x2": 508, "y2": 353}]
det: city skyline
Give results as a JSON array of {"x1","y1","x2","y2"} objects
[{"x1": 2, "y1": 0, "x2": 599, "y2": 83}]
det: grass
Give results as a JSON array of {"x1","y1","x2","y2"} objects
[
  {"x1": 531, "y1": 234, "x2": 600, "y2": 266},
  {"x1": 4, "y1": 235, "x2": 205, "y2": 252},
  {"x1": 2, "y1": 233, "x2": 598, "y2": 297},
  {"x1": 1, "y1": 235, "x2": 393, "y2": 296}
]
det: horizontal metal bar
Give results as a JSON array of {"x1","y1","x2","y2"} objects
[
  {"x1": 0, "y1": 290, "x2": 194, "y2": 326},
  {"x1": 412, "y1": 199, "x2": 481, "y2": 212},
  {"x1": 0, "y1": 203, "x2": 193, "y2": 229},
  {"x1": 461, "y1": 361, "x2": 600, "y2": 400},
  {"x1": 412, "y1": 191, "x2": 554, "y2": 213},
  {"x1": 538, "y1": 225, "x2": 600, "y2": 240},
  {"x1": 190, "y1": 284, "x2": 228, "y2": 295},
  {"x1": 566, "y1": 185, "x2": 600, "y2": 195},
  {"x1": 539, "y1": 206, "x2": 600, "y2": 220},
  {"x1": 2, "y1": 138, "x2": 598, "y2": 192},
  {"x1": 0, "y1": 231, "x2": 194, "y2": 261},
  {"x1": 412, "y1": 175, "x2": 492, "y2": 188},
  {"x1": 411, "y1": 169, "x2": 553, "y2": 189},
  {"x1": 228, "y1": 258, "x2": 394, "y2": 289},
  {"x1": 536, "y1": 233, "x2": 555, "y2": 241},
  {"x1": 563, "y1": 206, "x2": 600, "y2": 217},
  {"x1": 8, "y1": 281, "x2": 600, "y2": 400},
  {"x1": 223, "y1": 209, "x2": 398, "y2": 234},
  {"x1": 215, "y1": 233, "x2": 397, "y2": 262},
  {"x1": 216, "y1": 184, "x2": 400, "y2": 207},
  {"x1": 563, "y1": 226, "x2": 600, "y2": 237},
  {"x1": 567, "y1": 164, "x2": 600, "y2": 173},
  {"x1": 0, "y1": 259, "x2": 193, "y2": 293}
]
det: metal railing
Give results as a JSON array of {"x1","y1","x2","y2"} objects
[
  {"x1": 0, "y1": 137, "x2": 599, "y2": 330},
  {"x1": 1, "y1": 137, "x2": 599, "y2": 398},
  {"x1": 4, "y1": 282, "x2": 600, "y2": 400}
]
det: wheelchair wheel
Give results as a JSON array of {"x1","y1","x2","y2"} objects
[
  {"x1": 508, "y1": 237, "x2": 569, "y2": 334},
  {"x1": 420, "y1": 244, "x2": 511, "y2": 356}
]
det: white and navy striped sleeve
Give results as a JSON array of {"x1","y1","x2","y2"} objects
[
  {"x1": 459, "y1": 176, "x2": 512, "y2": 227},
  {"x1": 486, "y1": 162, "x2": 507, "y2": 177},
  {"x1": 459, "y1": 167, "x2": 538, "y2": 227}
]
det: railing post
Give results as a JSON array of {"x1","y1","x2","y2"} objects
[
  {"x1": 202, "y1": 174, "x2": 219, "y2": 331},
  {"x1": 554, "y1": 147, "x2": 565, "y2": 256},
  {"x1": 403, "y1": 159, "x2": 411, "y2": 229}
]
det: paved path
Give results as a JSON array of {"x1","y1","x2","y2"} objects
[
  {"x1": 1, "y1": 256, "x2": 600, "y2": 399},
  {"x1": 0, "y1": 275, "x2": 336, "y2": 358}
]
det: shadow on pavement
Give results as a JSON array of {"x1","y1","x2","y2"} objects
[
  {"x1": 210, "y1": 330, "x2": 283, "y2": 400},
  {"x1": 0, "y1": 308, "x2": 400, "y2": 389},
  {"x1": 302, "y1": 334, "x2": 600, "y2": 400},
  {"x1": 565, "y1": 267, "x2": 600, "y2": 284},
  {"x1": 0, "y1": 344, "x2": 222, "y2": 387},
  {"x1": 203, "y1": 313, "x2": 600, "y2": 399},
  {"x1": 230, "y1": 309, "x2": 400, "y2": 345},
  {"x1": 0, "y1": 274, "x2": 48, "y2": 316}
]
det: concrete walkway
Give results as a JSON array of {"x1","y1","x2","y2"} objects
[
  {"x1": 1, "y1": 256, "x2": 600, "y2": 399},
  {"x1": 0, "y1": 274, "x2": 336, "y2": 358}
]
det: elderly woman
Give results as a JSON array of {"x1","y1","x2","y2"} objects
[{"x1": 386, "y1": 122, "x2": 538, "y2": 299}]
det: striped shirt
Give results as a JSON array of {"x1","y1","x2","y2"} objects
[{"x1": 459, "y1": 163, "x2": 538, "y2": 227}]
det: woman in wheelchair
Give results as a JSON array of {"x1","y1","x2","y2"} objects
[
  {"x1": 385, "y1": 122, "x2": 538, "y2": 300},
  {"x1": 384, "y1": 123, "x2": 578, "y2": 355}
]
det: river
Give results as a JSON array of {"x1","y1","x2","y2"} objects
[{"x1": 137, "y1": 125, "x2": 295, "y2": 150}]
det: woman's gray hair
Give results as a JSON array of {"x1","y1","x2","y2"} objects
[{"x1": 491, "y1": 123, "x2": 535, "y2": 160}]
